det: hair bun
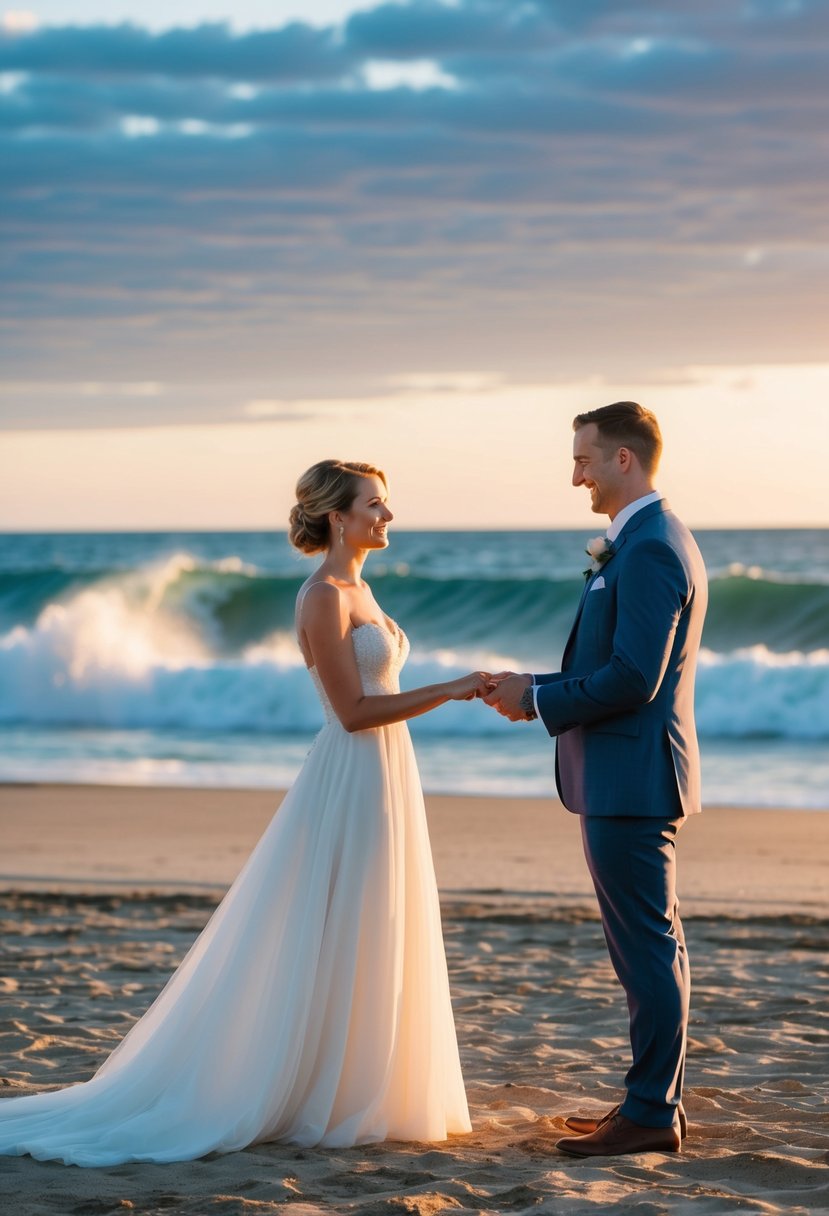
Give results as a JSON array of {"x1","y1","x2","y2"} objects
[{"x1": 288, "y1": 502, "x2": 324, "y2": 555}]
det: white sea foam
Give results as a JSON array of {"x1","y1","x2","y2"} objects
[
  {"x1": 2, "y1": 587, "x2": 828, "y2": 741},
  {"x1": 2, "y1": 546, "x2": 828, "y2": 739},
  {"x1": 695, "y1": 646, "x2": 829, "y2": 740}
]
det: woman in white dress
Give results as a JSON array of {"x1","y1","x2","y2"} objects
[{"x1": 0, "y1": 459, "x2": 486, "y2": 1167}]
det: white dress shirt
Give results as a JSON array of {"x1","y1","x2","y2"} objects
[
  {"x1": 605, "y1": 489, "x2": 663, "y2": 543},
  {"x1": 530, "y1": 490, "x2": 664, "y2": 718}
]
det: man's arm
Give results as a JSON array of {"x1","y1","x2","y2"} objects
[{"x1": 535, "y1": 539, "x2": 688, "y2": 736}]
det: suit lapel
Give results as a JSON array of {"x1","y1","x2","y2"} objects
[
  {"x1": 561, "y1": 500, "x2": 670, "y2": 667},
  {"x1": 563, "y1": 536, "x2": 625, "y2": 663}
]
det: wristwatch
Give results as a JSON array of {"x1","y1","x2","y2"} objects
[{"x1": 519, "y1": 685, "x2": 537, "y2": 721}]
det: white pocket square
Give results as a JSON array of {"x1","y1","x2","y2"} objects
[{"x1": 589, "y1": 575, "x2": 606, "y2": 591}]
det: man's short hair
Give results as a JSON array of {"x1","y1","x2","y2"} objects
[{"x1": 573, "y1": 402, "x2": 663, "y2": 474}]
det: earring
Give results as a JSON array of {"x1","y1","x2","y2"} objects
[{"x1": 339, "y1": 525, "x2": 344, "y2": 546}]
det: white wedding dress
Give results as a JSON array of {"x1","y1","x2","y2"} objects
[{"x1": 0, "y1": 622, "x2": 471, "y2": 1166}]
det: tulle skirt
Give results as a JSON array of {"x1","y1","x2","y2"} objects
[{"x1": 0, "y1": 720, "x2": 470, "y2": 1166}]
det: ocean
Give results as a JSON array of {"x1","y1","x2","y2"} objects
[{"x1": 1, "y1": 528, "x2": 827, "y2": 808}]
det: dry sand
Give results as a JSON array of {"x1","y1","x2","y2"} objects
[
  {"x1": 0, "y1": 783, "x2": 827, "y2": 1215},
  {"x1": 1, "y1": 783, "x2": 827, "y2": 916}
]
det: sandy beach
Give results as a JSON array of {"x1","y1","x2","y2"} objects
[{"x1": 0, "y1": 784, "x2": 827, "y2": 1214}]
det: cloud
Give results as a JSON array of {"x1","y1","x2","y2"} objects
[
  {"x1": 0, "y1": 20, "x2": 351, "y2": 82},
  {"x1": 344, "y1": 1, "x2": 558, "y2": 57},
  {"x1": 241, "y1": 399, "x2": 320, "y2": 421},
  {"x1": 1, "y1": 0, "x2": 827, "y2": 425}
]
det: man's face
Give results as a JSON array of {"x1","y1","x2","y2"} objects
[{"x1": 572, "y1": 423, "x2": 622, "y2": 516}]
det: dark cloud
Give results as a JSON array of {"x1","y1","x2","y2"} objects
[
  {"x1": 1, "y1": 0, "x2": 827, "y2": 426},
  {"x1": 344, "y1": 0, "x2": 559, "y2": 56},
  {"x1": 0, "y1": 20, "x2": 350, "y2": 82}
]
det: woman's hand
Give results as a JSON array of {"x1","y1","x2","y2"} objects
[{"x1": 445, "y1": 671, "x2": 492, "y2": 701}]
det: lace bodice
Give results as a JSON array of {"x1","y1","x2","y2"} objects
[{"x1": 309, "y1": 622, "x2": 410, "y2": 724}]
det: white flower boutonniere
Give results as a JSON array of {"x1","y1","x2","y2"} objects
[{"x1": 583, "y1": 536, "x2": 615, "y2": 579}]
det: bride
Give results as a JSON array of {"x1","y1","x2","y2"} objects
[{"x1": 0, "y1": 459, "x2": 487, "y2": 1166}]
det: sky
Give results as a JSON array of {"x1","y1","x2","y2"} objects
[{"x1": 1, "y1": 0, "x2": 828, "y2": 529}]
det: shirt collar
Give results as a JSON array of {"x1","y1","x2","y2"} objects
[{"x1": 606, "y1": 490, "x2": 663, "y2": 543}]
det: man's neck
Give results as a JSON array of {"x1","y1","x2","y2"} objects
[
  {"x1": 606, "y1": 489, "x2": 662, "y2": 541},
  {"x1": 607, "y1": 485, "x2": 656, "y2": 521}
]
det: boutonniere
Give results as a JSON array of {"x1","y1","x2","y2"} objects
[{"x1": 583, "y1": 536, "x2": 615, "y2": 579}]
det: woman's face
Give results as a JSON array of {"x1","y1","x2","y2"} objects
[{"x1": 340, "y1": 475, "x2": 393, "y2": 550}]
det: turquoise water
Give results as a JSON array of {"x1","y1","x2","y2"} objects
[{"x1": 1, "y1": 528, "x2": 827, "y2": 807}]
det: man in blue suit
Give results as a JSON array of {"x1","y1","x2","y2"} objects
[{"x1": 485, "y1": 402, "x2": 708, "y2": 1157}]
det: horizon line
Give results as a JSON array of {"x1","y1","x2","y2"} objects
[{"x1": 1, "y1": 522, "x2": 827, "y2": 536}]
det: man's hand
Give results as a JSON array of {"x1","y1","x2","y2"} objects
[{"x1": 483, "y1": 671, "x2": 533, "y2": 721}]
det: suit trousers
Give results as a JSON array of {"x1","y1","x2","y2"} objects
[{"x1": 579, "y1": 814, "x2": 689, "y2": 1129}]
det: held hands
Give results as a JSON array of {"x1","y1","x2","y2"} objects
[
  {"x1": 445, "y1": 670, "x2": 537, "y2": 718},
  {"x1": 446, "y1": 671, "x2": 494, "y2": 701},
  {"x1": 482, "y1": 671, "x2": 535, "y2": 721}
]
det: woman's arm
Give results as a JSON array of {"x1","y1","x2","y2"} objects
[{"x1": 300, "y1": 582, "x2": 488, "y2": 732}]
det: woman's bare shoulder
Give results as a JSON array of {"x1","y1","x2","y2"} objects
[{"x1": 298, "y1": 578, "x2": 346, "y2": 622}]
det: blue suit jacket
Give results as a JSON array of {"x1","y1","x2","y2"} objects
[{"x1": 535, "y1": 500, "x2": 708, "y2": 818}]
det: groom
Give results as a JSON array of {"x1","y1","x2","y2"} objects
[{"x1": 485, "y1": 402, "x2": 707, "y2": 1157}]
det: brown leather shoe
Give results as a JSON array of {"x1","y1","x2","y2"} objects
[
  {"x1": 565, "y1": 1102, "x2": 687, "y2": 1140},
  {"x1": 563, "y1": 1102, "x2": 620, "y2": 1136},
  {"x1": 556, "y1": 1113, "x2": 681, "y2": 1157}
]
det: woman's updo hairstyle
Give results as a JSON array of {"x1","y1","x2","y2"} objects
[{"x1": 289, "y1": 459, "x2": 387, "y2": 554}]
